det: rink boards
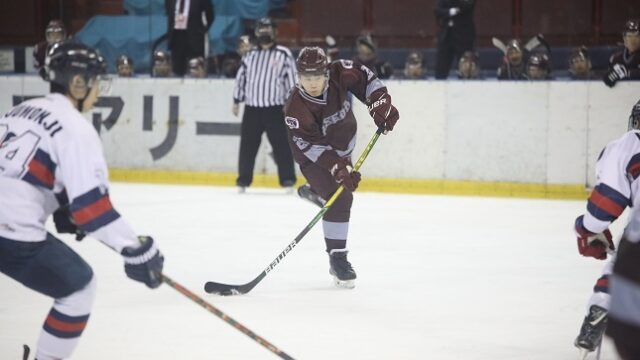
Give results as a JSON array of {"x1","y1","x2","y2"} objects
[{"x1": 1, "y1": 75, "x2": 637, "y2": 198}]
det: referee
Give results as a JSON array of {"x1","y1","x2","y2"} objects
[{"x1": 232, "y1": 17, "x2": 297, "y2": 192}]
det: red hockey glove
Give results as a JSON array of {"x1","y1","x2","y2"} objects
[
  {"x1": 330, "y1": 158, "x2": 361, "y2": 192},
  {"x1": 367, "y1": 89, "x2": 399, "y2": 132},
  {"x1": 575, "y1": 215, "x2": 615, "y2": 260}
]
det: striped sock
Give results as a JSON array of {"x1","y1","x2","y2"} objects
[{"x1": 36, "y1": 276, "x2": 96, "y2": 360}]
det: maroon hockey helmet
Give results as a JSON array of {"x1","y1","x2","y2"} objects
[{"x1": 296, "y1": 47, "x2": 328, "y2": 76}]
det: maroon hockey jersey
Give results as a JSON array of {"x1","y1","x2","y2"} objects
[{"x1": 283, "y1": 60, "x2": 386, "y2": 170}]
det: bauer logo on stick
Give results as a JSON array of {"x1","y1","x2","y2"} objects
[{"x1": 285, "y1": 116, "x2": 300, "y2": 129}]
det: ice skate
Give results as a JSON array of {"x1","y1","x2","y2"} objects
[
  {"x1": 574, "y1": 305, "x2": 607, "y2": 358},
  {"x1": 329, "y1": 249, "x2": 356, "y2": 289},
  {"x1": 22, "y1": 344, "x2": 30, "y2": 360},
  {"x1": 297, "y1": 183, "x2": 326, "y2": 207}
]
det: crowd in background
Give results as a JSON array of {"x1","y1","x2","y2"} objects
[{"x1": 33, "y1": 4, "x2": 640, "y2": 89}]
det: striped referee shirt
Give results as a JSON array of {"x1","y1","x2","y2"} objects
[{"x1": 233, "y1": 44, "x2": 297, "y2": 108}]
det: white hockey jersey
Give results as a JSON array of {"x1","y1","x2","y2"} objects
[
  {"x1": 0, "y1": 94, "x2": 138, "y2": 252},
  {"x1": 578, "y1": 130, "x2": 640, "y2": 244}
]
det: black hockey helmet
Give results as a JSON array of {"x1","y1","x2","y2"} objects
[
  {"x1": 406, "y1": 51, "x2": 423, "y2": 66},
  {"x1": 255, "y1": 17, "x2": 276, "y2": 45},
  {"x1": 356, "y1": 34, "x2": 377, "y2": 52},
  {"x1": 117, "y1": 55, "x2": 134, "y2": 77},
  {"x1": 45, "y1": 19, "x2": 66, "y2": 44},
  {"x1": 526, "y1": 53, "x2": 550, "y2": 80},
  {"x1": 527, "y1": 53, "x2": 549, "y2": 69},
  {"x1": 623, "y1": 19, "x2": 640, "y2": 35},
  {"x1": 569, "y1": 46, "x2": 589, "y2": 62},
  {"x1": 629, "y1": 99, "x2": 640, "y2": 131},
  {"x1": 296, "y1": 46, "x2": 328, "y2": 76},
  {"x1": 117, "y1": 54, "x2": 133, "y2": 67},
  {"x1": 46, "y1": 41, "x2": 106, "y2": 92}
]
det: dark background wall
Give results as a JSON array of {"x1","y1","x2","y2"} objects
[{"x1": 0, "y1": 0, "x2": 638, "y2": 48}]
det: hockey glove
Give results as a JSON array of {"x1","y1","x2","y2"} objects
[
  {"x1": 367, "y1": 89, "x2": 399, "y2": 133},
  {"x1": 53, "y1": 206, "x2": 86, "y2": 241},
  {"x1": 331, "y1": 158, "x2": 361, "y2": 192},
  {"x1": 603, "y1": 64, "x2": 628, "y2": 88},
  {"x1": 121, "y1": 236, "x2": 164, "y2": 288},
  {"x1": 575, "y1": 215, "x2": 615, "y2": 260}
]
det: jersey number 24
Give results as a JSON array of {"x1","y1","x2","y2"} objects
[{"x1": 0, "y1": 124, "x2": 42, "y2": 179}]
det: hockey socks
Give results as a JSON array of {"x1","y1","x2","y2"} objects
[{"x1": 36, "y1": 277, "x2": 96, "y2": 360}]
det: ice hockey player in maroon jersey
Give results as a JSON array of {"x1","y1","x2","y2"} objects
[
  {"x1": 604, "y1": 19, "x2": 640, "y2": 87},
  {"x1": 283, "y1": 47, "x2": 399, "y2": 288}
]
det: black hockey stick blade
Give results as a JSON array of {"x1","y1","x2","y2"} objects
[
  {"x1": 204, "y1": 280, "x2": 252, "y2": 296},
  {"x1": 204, "y1": 266, "x2": 267, "y2": 295},
  {"x1": 204, "y1": 127, "x2": 385, "y2": 296}
]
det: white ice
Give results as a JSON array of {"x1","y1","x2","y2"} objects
[{"x1": 0, "y1": 183, "x2": 624, "y2": 359}]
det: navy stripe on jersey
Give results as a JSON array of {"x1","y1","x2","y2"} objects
[
  {"x1": 22, "y1": 149, "x2": 56, "y2": 189},
  {"x1": 586, "y1": 183, "x2": 629, "y2": 222},
  {"x1": 627, "y1": 153, "x2": 640, "y2": 180},
  {"x1": 233, "y1": 45, "x2": 296, "y2": 107},
  {"x1": 593, "y1": 275, "x2": 609, "y2": 294},
  {"x1": 43, "y1": 308, "x2": 90, "y2": 339},
  {"x1": 70, "y1": 187, "x2": 120, "y2": 232}
]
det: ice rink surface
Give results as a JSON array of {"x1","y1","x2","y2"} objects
[{"x1": 0, "y1": 183, "x2": 624, "y2": 359}]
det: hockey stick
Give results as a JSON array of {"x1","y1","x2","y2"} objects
[
  {"x1": 161, "y1": 274, "x2": 295, "y2": 359},
  {"x1": 204, "y1": 126, "x2": 386, "y2": 295},
  {"x1": 101, "y1": 244, "x2": 295, "y2": 358}
]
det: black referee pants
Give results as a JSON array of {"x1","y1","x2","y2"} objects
[
  {"x1": 435, "y1": 30, "x2": 474, "y2": 79},
  {"x1": 237, "y1": 105, "x2": 296, "y2": 187},
  {"x1": 169, "y1": 31, "x2": 205, "y2": 77}
]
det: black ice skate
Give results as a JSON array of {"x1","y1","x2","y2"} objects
[
  {"x1": 329, "y1": 249, "x2": 356, "y2": 289},
  {"x1": 297, "y1": 184, "x2": 326, "y2": 208},
  {"x1": 575, "y1": 305, "x2": 608, "y2": 358},
  {"x1": 22, "y1": 344, "x2": 30, "y2": 360}
]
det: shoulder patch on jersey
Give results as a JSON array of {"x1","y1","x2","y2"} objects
[
  {"x1": 285, "y1": 116, "x2": 299, "y2": 129},
  {"x1": 360, "y1": 64, "x2": 375, "y2": 80}
]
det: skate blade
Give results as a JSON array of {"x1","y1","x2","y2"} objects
[{"x1": 332, "y1": 276, "x2": 355, "y2": 289}]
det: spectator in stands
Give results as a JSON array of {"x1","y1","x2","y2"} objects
[
  {"x1": 188, "y1": 57, "x2": 207, "y2": 78},
  {"x1": 457, "y1": 51, "x2": 480, "y2": 79},
  {"x1": 221, "y1": 35, "x2": 254, "y2": 78},
  {"x1": 353, "y1": 34, "x2": 393, "y2": 79},
  {"x1": 152, "y1": 50, "x2": 172, "y2": 77},
  {"x1": 568, "y1": 46, "x2": 593, "y2": 80},
  {"x1": 165, "y1": 0, "x2": 214, "y2": 77},
  {"x1": 402, "y1": 51, "x2": 426, "y2": 79},
  {"x1": 33, "y1": 20, "x2": 67, "y2": 79},
  {"x1": 604, "y1": 19, "x2": 640, "y2": 88},
  {"x1": 497, "y1": 39, "x2": 527, "y2": 80},
  {"x1": 231, "y1": 17, "x2": 297, "y2": 192},
  {"x1": 526, "y1": 53, "x2": 551, "y2": 80},
  {"x1": 325, "y1": 35, "x2": 339, "y2": 62},
  {"x1": 116, "y1": 55, "x2": 134, "y2": 77},
  {"x1": 434, "y1": 0, "x2": 476, "y2": 79}
]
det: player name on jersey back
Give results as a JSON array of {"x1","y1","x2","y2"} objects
[{"x1": 3, "y1": 103, "x2": 63, "y2": 138}]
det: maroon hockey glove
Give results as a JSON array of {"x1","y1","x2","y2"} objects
[
  {"x1": 331, "y1": 158, "x2": 361, "y2": 192},
  {"x1": 575, "y1": 215, "x2": 615, "y2": 260},
  {"x1": 367, "y1": 89, "x2": 399, "y2": 132}
]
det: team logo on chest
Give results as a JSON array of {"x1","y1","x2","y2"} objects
[{"x1": 285, "y1": 116, "x2": 299, "y2": 129}]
